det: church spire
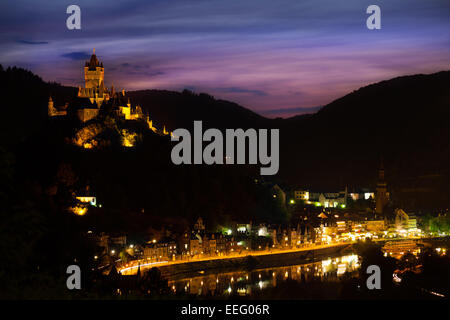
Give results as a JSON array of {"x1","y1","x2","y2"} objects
[
  {"x1": 375, "y1": 157, "x2": 388, "y2": 215},
  {"x1": 378, "y1": 157, "x2": 385, "y2": 181}
]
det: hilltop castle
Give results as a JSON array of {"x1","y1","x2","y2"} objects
[{"x1": 48, "y1": 49, "x2": 166, "y2": 135}]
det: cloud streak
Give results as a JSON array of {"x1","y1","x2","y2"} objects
[
  {"x1": 61, "y1": 52, "x2": 91, "y2": 60},
  {"x1": 17, "y1": 40, "x2": 49, "y2": 45}
]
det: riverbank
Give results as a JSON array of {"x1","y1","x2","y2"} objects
[
  {"x1": 120, "y1": 237, "x2": 448, "y2": 277},
  {"x1": 156, "y1": 243, "x2": 352, "y2": 280}
]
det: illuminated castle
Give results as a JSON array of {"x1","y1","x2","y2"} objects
[
  {"x1": 48, "y1": 49, "x2": 171, "y2": 138},
  {"x1": 76, "y1": 48, "x2": 139, "y2": 122}
]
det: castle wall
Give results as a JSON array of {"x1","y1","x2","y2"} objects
[{"x1": 77, "y1": 109, "x2": 99, "y2": 122}]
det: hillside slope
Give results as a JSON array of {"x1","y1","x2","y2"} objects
[
  {"x1": 279, "y1": 71, "x2": 450, "y2": 209},
  {"x1": 1, "y1": 66, "x2": 449, "y2": 210}
]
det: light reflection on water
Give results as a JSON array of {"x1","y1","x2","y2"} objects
[{"x1": 168, "y1": 254, "x2": 360, "y2": 296}]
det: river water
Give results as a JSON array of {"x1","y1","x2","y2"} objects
[{"x1": 167, "y1": 253, "x2": 360, "y2": 297}]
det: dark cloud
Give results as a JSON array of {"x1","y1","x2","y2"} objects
[
  {"x1": 61, "y1": 52, "x2": 91, "y2": 60},
  {"x1": 147, "y1": 71, "x2": 165, "y2": 76},
  {"x1": 217, "y1": 87, "x2": 267, "y2": 96},
  {"x1": 262, "y1": 106, "x2": 322, "y2": 116},
  {"x1": 17, "y1": 40, "x2": 48, "y2": 45},
  {"x1": 124, "y1": 69, "x2": 165, "y2": 77},
  {"x1": 119, "y1": 63, "x2": 147, "y2": 70}
]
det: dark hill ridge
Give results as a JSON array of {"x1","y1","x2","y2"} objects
[
  {"x1": 0, "y1": 66, "x2": 77, "y2": 146},
  {"x1": 278, "y1": 71, "x2": 450, "y2": 209},
  {"x1": 126, "y1": 89, "x2": 269, "y2": 131},
  {"x1": 1, "y1": 65, "x2": 449, "y2": 210}
]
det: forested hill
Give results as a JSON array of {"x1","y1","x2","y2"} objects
[
  {"x1": 278, "y1": 71, "x2": 450, "y2": 209},
  {"x1": 1, "y1": 65, "x2": 450, "y2": 210}
]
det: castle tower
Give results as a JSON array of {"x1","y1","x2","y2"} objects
[
  {"x1": 375, "y1": 159, "x2": 388, "y2": 215},
  {"x1": 78, "y1": 49, "x2": 110, "y2": 111},
  {"x1": 84, "y1": 48, "x2": 105, "y2": 89},
  {"x1": 48, "y1": 96, "x2": 54, "y2": 116},
  {"x1": 48, "y1": 96, "x2": 67, "y2": 117}
]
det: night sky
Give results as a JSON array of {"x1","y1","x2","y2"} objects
[{"x1": 0, "y1": 0, "x2": 449, "y2": 117}]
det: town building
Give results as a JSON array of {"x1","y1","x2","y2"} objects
[
  {"x1": 394, "y1": 209, "x2": 418, "y2": 233},
  {"x1": 294, "y1": 190, "x2": 309, "y2": 201},
  {"x1": 193, "y1": 217, "x2": 206, "y2": 233},
  {"x1": 76, "y1": 196, "x2": 97, "y2": 206},
  {"x1": 202, "y1": 233, "x2": 217, "y2": 255},
  {"x1": 348, "y1": 188, "x2": 375, "y2": 201},
  {"x1": 143, "y1": 239, "x2": 177, "y2": 261},
  {"x1": 308, "y1": 189, "x2": 347, "y2": 208},
  {"x1": 189, "y1": 233, "x2": 203, "y2": 256},
  {"x1": 366, "y1": 220, "x2": 386, "y2": 233}
]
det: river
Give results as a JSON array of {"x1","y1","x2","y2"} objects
[{"x1": 167, "y1": 253, "x2": 360, "y2": 297}]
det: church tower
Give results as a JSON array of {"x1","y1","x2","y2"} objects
[{"x1": 375, "y1": 159, "x2": 388, "y2": 215}]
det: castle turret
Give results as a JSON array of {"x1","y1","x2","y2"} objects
[
  {"x1": 48, "y1": 96, "x2": 54, "y2": 116},
  {"x1": 84, "y1": 48, "x2": 105, "y2": 89},
  {"x1": 48, "y1": 96, "x2": 67, "y2": 117}
]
